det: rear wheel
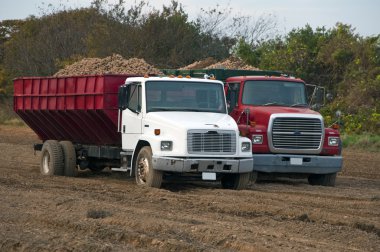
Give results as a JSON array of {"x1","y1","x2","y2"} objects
[
  {"x1": 221, "y1": 173, "x2": 250, "y2": 190},
  {"x1": 40, "y1": 140, "x2": 64, "y2": 176},
  {"x1": 135, "y1": 146, "x2": 163, "y2": 188},
  {"x1": 60, "y1": 141, "x2": 78, "y2": 177},
  {"x1": 308, "y1": 173, "x2": 337, "y2": 186}
]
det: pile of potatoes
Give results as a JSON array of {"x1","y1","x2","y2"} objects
[
  {"x1": 205, "y1": 57, "x2": 259, "y2": 70},
  {"x1": 180, "y1": 56, "x2": 259, "y2": 70},
  {"x1": 179, "y1": 57, "x2": 218, "y2": 70},
  {"x1": 54, "y1": 54, "x2": 162, "y2": 76}
]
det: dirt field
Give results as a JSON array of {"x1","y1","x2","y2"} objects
[{"x1": 0, "y1": 125, "x2": 379, "y2": 251}]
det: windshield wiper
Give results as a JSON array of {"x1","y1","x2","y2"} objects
[
  {"x1": 290, "y1": 103, "x2": 308, "y2": 107},
  {"x1": 180, "y1": 108, "x2": 204, "y2": 112},
  {"x1": 262, "y1": 102, "x2": 286, "y2": 106},
  {"x1": 149, "y1": 107, "x2": 178, "y2": 112}
]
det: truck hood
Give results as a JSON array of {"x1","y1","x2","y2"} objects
[
  {"x1": 145, "y1": 112, "x2": 237, "y2": 131},
  {"x1": 251, "y1": 106, "x2": 320, "y2": 125}
]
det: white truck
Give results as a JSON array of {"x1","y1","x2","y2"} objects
[{"x1": 14, "y1": 75, "x2": 254, "y2": 189}]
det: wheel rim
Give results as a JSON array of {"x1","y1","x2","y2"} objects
[
  {"x1": 137, "y1": 156, "x2": 149, "y2": 184},
  {"x1": 42, "y1": 151, "x2": 50, "y2": 174}
]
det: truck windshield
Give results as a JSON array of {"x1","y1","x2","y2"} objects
[
  {"x1": 242, "y1": 80, "x2": 307, "y2": 107},
  {"x1": 146, "y1": 81, "x2": 227, "y2": 113}
]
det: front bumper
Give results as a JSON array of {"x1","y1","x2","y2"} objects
[
  {"x1": 253, "y1": 154, "x2": 343, "y2": 174},
  {"x1": 152, "y1": 156, "x2": 253, "y2": 173}
]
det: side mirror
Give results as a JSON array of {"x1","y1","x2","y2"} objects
[
  {"x1": 244, "y1": 108, "x2": 250, "y2": 126},
  {"x1": 326, "y1": 93, "x2": 333, "y2": 102},
  {"x1": 311, "y1": 103, "x2": 321, "y2": 111},
  {"x1": 118, "y1": 85, "x2": 128, "y2": 110},
  {"x1": 335, "y1": 110, "x2": 342, "y2": 118}
]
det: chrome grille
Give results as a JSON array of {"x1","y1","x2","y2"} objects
[
  {"x1": 271, "y1": 117, "x2": 323, "y2": 150},
  {"x1": 187, "y1": 130, "x2": 236, "y2": 154}
]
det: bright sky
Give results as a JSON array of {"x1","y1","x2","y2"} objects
[{"x1": 0, "y1": 0, "x2": 378, "y2": 37}]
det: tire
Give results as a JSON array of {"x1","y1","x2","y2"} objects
[
  {"x1": 308, "y1": 173, "x2": 337, "y2": 187},
  {"x1": 250, "y1": 171, "x2": 258, "y2": 184},
  {"x1": 221, "y1": 173, "x2": 250, "y2": 190},
  {"x1": 135, "y1": 146, "x2": 163, "y2": 188},
  {"x1": 40, "y1": 140, "x2": 64, "y2": 176},
  {"x1": 60, "y1": 141, "x2": 78, "y2": 177}
]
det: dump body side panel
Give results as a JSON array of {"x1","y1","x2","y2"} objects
[{"x1": 14, "y1": 74, "x2": 135, "y2": 146}]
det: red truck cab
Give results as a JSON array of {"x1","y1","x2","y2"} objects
[{"x1": 225, "y1": 75, "x2": 342, "y2": 186}]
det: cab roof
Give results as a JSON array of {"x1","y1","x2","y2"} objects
[
  {"x1": 226, "y1": 75, "x2": 305, "y2": 83},
  {"x1": 125, "y1": 76, "x2": 224, "y2": 85}
]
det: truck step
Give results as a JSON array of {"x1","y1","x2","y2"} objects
[{"x1": 111, "y1": 167, "x2": 132, "y2": 173}]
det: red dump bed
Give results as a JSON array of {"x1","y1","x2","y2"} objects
[{"x1": 14, "y1": 74, "x2": 134, "y2": 146}]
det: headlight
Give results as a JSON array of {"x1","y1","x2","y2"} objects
[
  {"x1": 161, "y1": 141, "x2": 173, "y2": 151},
  {"x1": 328, "y1": 137, "x2": 339, "y2": 146},
  {"x1": 241, "y1": 142, "x2": 251, "y2": 152},
  {"x1": 252, "y1": 135, "x2": 263, "y2": 144}
]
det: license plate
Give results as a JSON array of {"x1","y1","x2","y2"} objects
[
  {"x1": 202, "y1": 172, "x2": 216, "y2": 180},
  {"x1": 290, "y1": 157, "x2": 303, "y2": 165}
]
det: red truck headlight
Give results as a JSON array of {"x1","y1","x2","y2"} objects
[
  {"x1": 328, "y1": 137, "x2": 339, "y2": 146},
  {"x1": 252, "y1": 135, "x2": 263, "y2": 144}
]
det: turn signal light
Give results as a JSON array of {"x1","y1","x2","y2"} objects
[
  {"x1": 154, "y1": 129, "x2": 161, "y2": 135},
  {"x1": 331, "y1": 123, "x2": 340, "y2": 130}
]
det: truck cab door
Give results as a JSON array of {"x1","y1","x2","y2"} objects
[{"x1": 121, "y1": 83, "x2": 142, "y2": 150}]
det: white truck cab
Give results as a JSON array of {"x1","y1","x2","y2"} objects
[{"x1": 118, "y1": 76, "x2": 254, "y2": 189}]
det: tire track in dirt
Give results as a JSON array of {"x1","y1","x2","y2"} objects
[{"x1": 1, "y1": 125, "x2": 380, "y2": 251}]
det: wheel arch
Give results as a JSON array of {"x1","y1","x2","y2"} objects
[{"x1": 131, "y1": 140, "x2": 150, "y2": 172}]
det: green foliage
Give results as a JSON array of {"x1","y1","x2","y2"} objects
[
  {"x1": 2, "y1": 0, "x2": 232, "y2": 77},
  {"x1": 0, "y1": 98, "x2": 24, "y2": 125},
  {"x1": 1, "y1": 1, "x2": 379, "y2": 138},
  {"x1": 233, "y1": 38, "x2": 261, "y2": 66},
  {"x1": 341, "y1": 134, "x2": 380, "y2": 152},
  {"x1": 322, "y1": 107, "x2": 380, "y2": 135}
]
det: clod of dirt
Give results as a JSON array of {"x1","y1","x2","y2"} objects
[
  {"x1": 54, "y1": 54, "x2": 162, "y2": 76},
  {"x1": 87, "y1": 210, "x2": 113, "y2": 219},
  {"x1": 297, "y1": 213, "x2": 312, "y2": 222},
  {"x1": 354, "y1": 222, "x2": 380, "y2": 237}
]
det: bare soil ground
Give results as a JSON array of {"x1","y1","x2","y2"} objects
[{"x1": 0, "y1": 125, "x2": 379, "y2": 251}]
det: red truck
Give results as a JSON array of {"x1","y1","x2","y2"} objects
[{"x1": 162, "y1": 69, "x2": 343, "y2": 186}]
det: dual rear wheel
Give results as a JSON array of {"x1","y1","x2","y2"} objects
[{"x1": 40, "y1": 140, "x2": 78, "y2": 177}]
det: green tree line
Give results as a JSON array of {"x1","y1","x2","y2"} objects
[{"x1": 0, "y1": 0, "x2": 379, "y2": 134}]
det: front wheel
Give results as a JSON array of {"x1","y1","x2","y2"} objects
[
  {"x1": 221, "y1": 173, "x2": 250, "y2": 190},
  {"x1": 135, "y1": 146, "x2": 163, "y2": 188},
  {"x1": 308, "y1": 173, "x2": 337, "y2": 186}
]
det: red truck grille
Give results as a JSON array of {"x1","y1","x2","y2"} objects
[
  {"x1": 269, "y1": 116, "x2": 323, "y2": 154},
  {"x1": 187, "y1": 130, "x2": 236, "y2": 155}
]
